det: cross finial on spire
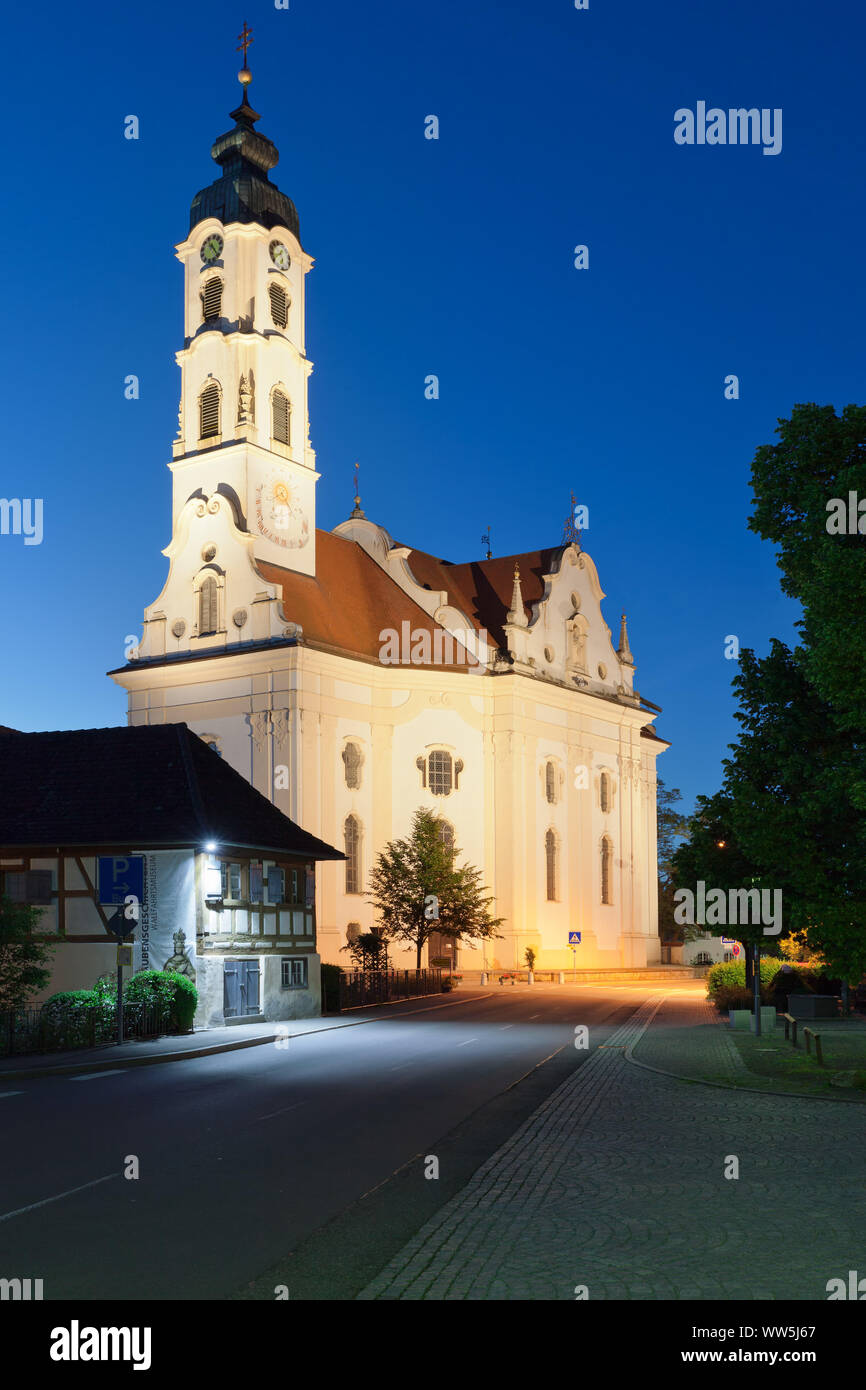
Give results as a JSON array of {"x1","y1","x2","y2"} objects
[
  {"x1": 237, "y1": 21, "x2": 254, "y2": 85},
  {"x1": 351, "y1": 461, "x2": 365, "y2": 519},
  {"x1": 562, "y1": 490, "x2": 581, "y2": 548},
  {"x1": 481, "y1": 523, "x2": 492, "y2": 559}
]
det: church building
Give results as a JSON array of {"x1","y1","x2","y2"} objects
[{"x1": 110, "y1": 61, "x2": 669, "y2": 975}]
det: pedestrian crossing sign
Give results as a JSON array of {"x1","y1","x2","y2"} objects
[{"x1": 568, "y1": 931, "x2": 581, "y2": 945}]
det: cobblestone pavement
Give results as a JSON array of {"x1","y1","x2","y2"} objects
[
  {"x1": 359, "y1": 992, "x2": 866, "y2": 1300},
  {"x1": 630, "y1": 990, "x2": 751, "y2": 1084}
]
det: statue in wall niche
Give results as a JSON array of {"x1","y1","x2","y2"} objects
[
  {"x1": 163, "y1": 928, "x2": 196, "y2": 983},
  {"x1": 567, "y1": 616, "x2": 588, "y2": 672},
  {"x1": 238, "y1": 373, "x2": 253, "y2": 424}
]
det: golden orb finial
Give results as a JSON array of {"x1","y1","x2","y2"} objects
[{"x1": 236, "y1": 21, "x2": 254, "y2": 86}]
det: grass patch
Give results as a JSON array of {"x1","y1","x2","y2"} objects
[{"x1": 727, "y1": 1019, "x2": 866, "y2": 1099}]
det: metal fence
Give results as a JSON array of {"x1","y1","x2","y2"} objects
[
  {"x1": 1, "y1": 1001, "x2": 173, "y2": 1057},
  {"x1": 339, "y1": 968, "x2": 443, "y2": 1010}
]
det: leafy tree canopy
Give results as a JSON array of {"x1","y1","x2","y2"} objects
[{"x1": 367, "y1": 808, "x2": 503, "y2": 969}]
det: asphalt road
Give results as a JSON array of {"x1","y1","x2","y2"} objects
[{"x1": 0, "y1": 983, "x2": 691, "y2": 1300}]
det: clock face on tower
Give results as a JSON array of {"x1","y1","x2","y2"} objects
[
  {"x1": 200, "y1": 234, "x2": 223, "y2": 264},
  {"x1": 269, "y1": 240, "x2": 290, "y2": 270}
]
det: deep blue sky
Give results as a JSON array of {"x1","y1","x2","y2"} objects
[{"x1": 2, "y1": 0, "x2": 863, "y2": 814}]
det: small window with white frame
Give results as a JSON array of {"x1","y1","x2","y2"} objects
[
  {"x1": 220, "y1": 863, "x2": 243, "y2": 901},
  {"x1": 281, "y1": 957, "x2": 308, "y2": 989}
]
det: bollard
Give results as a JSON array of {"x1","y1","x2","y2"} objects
[
  {"x1": 527, "y1": 971, "x2": 534, "y2": 985},
  {"x1": 558, "y1": 971, "x2": 565, "y2": 984},
  {"x1": 480, "y1": 972, "x2": 488, "y2": 986}
]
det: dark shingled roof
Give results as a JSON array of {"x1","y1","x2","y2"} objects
[
  {"x1": 0, "y1": 725, "x2": 342, "y2": 859},
  {"x1": 190, "y1": 90, "x2": 301, "y2": 243}
]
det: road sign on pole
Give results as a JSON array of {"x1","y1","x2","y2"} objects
[
  {"x1": 98, "y1": 856, "x2": 144, "y2": 907},
  {"x1": 568, "y1": 931, "x2": 582, "y2": 945}
]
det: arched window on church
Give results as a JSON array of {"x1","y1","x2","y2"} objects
[
  {"x1": 601, "y1": 836, "x2": 613, "y2": 905},
  {"x1": 428, "y1": 750, "x2": 453, "y2": 796},
  {"x1": 344, "y1": 815, "x2": 362, "y2": 894},
  {"x1": 198, "y1": 575, "x2": 218, "y2": 636},
  {"x1": 272, "y1": 389, "x2": 291, "y2": 446},
  {"x1": 545, "y1": 761, "x2": 557, "y2": 804},
  {"x1": 201, "y1": 277, "x2": 223, "y2": 322},
  {"x1": 545, "y1": 829, "x2": 558, "y2": 901},
  {"x1": 600, "y1": 771, "x2": 612, "y2": 814},
  {"x1": 199, "y1": 381, "x2": 220, "y2": 439},
  {"x1": 438, "y1": 820, "x2": 455, "y2": 860},
  {"x1": 269, "y1": 282, "x2": 289, "y2": 330},
  {"x1": 343, "y1": 742, "x2": 362, "y2": 790}
]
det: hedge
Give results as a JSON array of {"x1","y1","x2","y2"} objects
[{"x1": 124, "y1": 970, "x2": 197, "y2": 1031}]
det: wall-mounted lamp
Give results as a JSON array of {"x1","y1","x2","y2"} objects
[{"x1": 204, "y1": 852, "x2": 223, "y2": 909}]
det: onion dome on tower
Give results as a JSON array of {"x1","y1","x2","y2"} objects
[{"x1": 189, "y1": 29, "x2": 301, "y2": 244}]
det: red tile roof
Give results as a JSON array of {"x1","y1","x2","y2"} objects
[
  {"x1": 258, "y1": 531, "x2": 562, "y2": 661},
  {"x1": 258, "y1": 530, "x2": 484, "y2": 667}
]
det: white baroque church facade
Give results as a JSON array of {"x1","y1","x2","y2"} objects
[{"x1": 111, "y1": 75, "x2": 668, "y2": 974}]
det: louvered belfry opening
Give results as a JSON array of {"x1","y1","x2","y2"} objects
[
  {"x1": 199, "y1": 574, "x2": 218, "y2": 635},
  {"x1": 269, "y1": 281, "x2": 289, "y2": 329},
  {"x1": 202, "y1": 277, "x2": 223, "y2": 321},
  {"x1": 272, "y1": 390, "x2": 290, "y2": 445},
  {"x1": 199, "y1": 382, "x2": 220, "y2": 438}
]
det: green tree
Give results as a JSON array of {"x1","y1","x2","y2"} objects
[
  {"x1": 723, "y1": 642, "x2": 866, "y2": 981},
  {"x1": 656, "y1": 778, "x2": 689, "y2": 943},
  {"x1": 748, "y1": 402, "x2": 866, "y2": 749},
  {"x1": 0, "y1": 896, "x2": 54, "y2": 1012},
  {"x1": 676, "y1": 404, "x2": 866, "y2": 986},
  {"x1": 367, "y1": 808, "x2": 504, "y2": 968},
  {"x1": 672, "y1": 789, "x2": 770, "y2": 988},
  {"x1": 342, "y1": 930, "x2": 389, "y2": 971}
]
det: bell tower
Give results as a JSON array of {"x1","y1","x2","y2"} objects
[{"x1": 170, "y1": 38, "x2": 317, "y2": 576}]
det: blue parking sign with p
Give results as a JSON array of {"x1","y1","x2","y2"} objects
[
  {"x1": 568, "y1": 931, "x2": 582, "y2": 945},
  {"x1": 98, "y1": 856, "x2": 144, "y2": 906}
]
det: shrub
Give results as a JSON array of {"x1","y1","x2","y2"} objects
[
  {"x1": 713, "y1": 985, "x2": 769, "y2": 1013},
  {"x1": 43, "y1": 989, "x2": 100, "y2": 1013},
  {"x1": 124, "y1": 970, "x2": 197, "y2": 1031},
  {"x1": 320, "y1": 963, "x2": 341, "y2": 1013},
  {"x1": 440, "y1": 978, "x2": 455, "y2": 992},
  {"x1": 707, "y1": 959, "x2": 785, "y2": 997}
]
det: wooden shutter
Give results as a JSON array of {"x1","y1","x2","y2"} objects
[
  {"x1": 202, "y1": 278, "x2": 222, "y2": 321},
  {"x1": 269, "y1": 282, "x2": 288, "y2": 329},
  {"x1": 199, "y1": 575, "x2": 218, "y2": 635},
  {"x1": 199, "y1": 382, "x2": 220, "y2": 438},
  {"x1": 272, "y1": 391, "x2": 290, "y2": 445},
  {"x1": 223, "y1": 963, "x2": 240, "y2": 1018},
  {"x1": 249, "y1": 862, "x2": 263, "y2": 902}
]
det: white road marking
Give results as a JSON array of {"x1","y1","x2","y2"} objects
[
  {"x1": 457, "y1": 1039, "x2": 478, "y2": 1046},
  {"x1": 254, "y1": 1101, "x2": 307, "y2": 1122},
  {"x1": 528, "y1": 1014, "x2": 540, "y2": 1019},
  {"x1": 499, "y1": 1024, "x2": 514, "y2": 1030},
  {"x1": 68, "y1": 1071, "x2": 127, "y2": 1082},
  {"x1": 389, "y1": 1062, "x2": 414, "y2": 1071},
  {"x1": 0, "y1": 1091, "x2": 24, "y2": 1098},
  {"x1": 0, "y1": 1173, "x2": 119, "y2": 1224}
]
